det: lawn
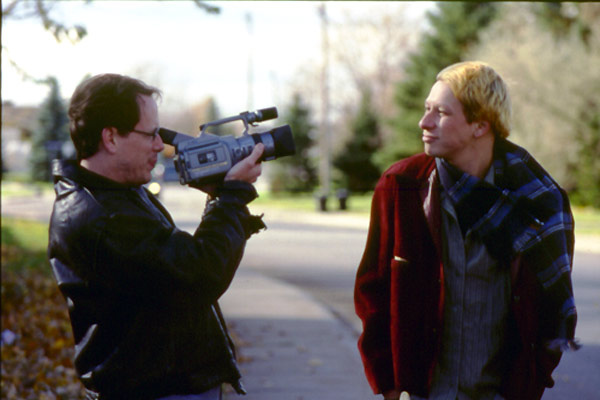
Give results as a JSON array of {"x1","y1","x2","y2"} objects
[
  {"x1": 571, "y1": 205, "x2": 600, "y2": 236},
  {"x1": 253, "y1": 190, "x2": 374, "y2": 214}
]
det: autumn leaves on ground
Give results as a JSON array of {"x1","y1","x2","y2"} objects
[{"x1": 1, "y1": 218, "x2": 86, "y2": 400}]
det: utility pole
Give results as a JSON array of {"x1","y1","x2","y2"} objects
[
  {"x1": 246, "y1": 12, "x2": 254, "y2": 111},
  {"x1": 318, "y1": 3, "x2": 331, "y2": 208}
]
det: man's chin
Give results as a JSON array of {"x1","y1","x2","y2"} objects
[
  {"x1": 131, "y1": 175, "x2": 152, "y2": 187},
  {"x1": 423, "y1": 145, "x2": 436, "y2": 157}
]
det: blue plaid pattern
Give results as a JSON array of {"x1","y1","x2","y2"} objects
[{"x1": 440, "y1": 139, "x2": 578, "y2": 350}]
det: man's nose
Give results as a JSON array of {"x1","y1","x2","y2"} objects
[
  {"x1": 153, "y1": 134, "x2": 165, "y2": 152},
  {"x1": 419, "y1": 111, "x2": 434, "y2": 130}
]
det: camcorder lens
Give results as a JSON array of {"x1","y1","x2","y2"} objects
[{"x1": 251, "y1": 125, "x2": 296, "y2": 161}]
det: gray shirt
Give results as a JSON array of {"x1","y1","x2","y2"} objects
[{"x1": 426, "y1": 159, "x2": 511, "y2": 400}]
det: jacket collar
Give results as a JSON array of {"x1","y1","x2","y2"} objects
[{"x1": 53, "y1": 159, "x2": 138, "y2": 191}]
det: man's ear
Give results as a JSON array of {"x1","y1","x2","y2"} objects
[
  {"x1": 473, "y1": 120, "x2": 491, "y2": 138},
  {"x1": 100, "y1": 127, "x2": 119, "y2": 154}
]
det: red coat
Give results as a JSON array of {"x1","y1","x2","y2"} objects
[{"x1": 354, "y1": 153, "x2": 562, "y2": 399}]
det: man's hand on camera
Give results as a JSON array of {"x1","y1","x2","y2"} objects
[
  {"x1": 191, "y1": 144, "x2": 264, "y2": 196},
  {"x1": 224, "y1": 143, "x2": 264, "y2": 183}
]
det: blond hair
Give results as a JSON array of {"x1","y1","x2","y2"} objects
[{"x1": 437, "y1": 61, "x2": 511, "y2": 138}]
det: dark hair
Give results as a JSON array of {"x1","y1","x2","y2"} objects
[{"x1": 68, "y1": 74, "x2": 161, "y2": 160}]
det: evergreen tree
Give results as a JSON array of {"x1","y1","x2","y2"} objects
[
  {"x1": 535, "y1": 3, "x2": 600, "y2": 207},
  {"x1": 29, "y1": 77, "x2": 69, "y2": 181},
  {"x1": 534, "y1": 2, "x2": 594, "y2": 46},
  {"x1": 378, "y1": 2, "x2": 498, "y2": 168},
  {"x1": 333, "y1": 90, "x2": 381, "y2": 193},
  {"x1": 532, "y1": 2, "x2": 600, "y2": 207},
  {"x1": 269, "y1": 93, "x2": 318, "y2": 193},
  {"x1": 465, "y1": 3, "x2": 600, "y2": 207},
  {"x1": 569, "y1": 101, "x2": 600, "y2": 207}
]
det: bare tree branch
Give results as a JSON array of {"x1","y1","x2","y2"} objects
[
  {"x1": 192, "y1": 0, "x2": 220, "y2": 15},
  {"x1": 2, "y1": 0, "x2": 220, "y2": 88}
]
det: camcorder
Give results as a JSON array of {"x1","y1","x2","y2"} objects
[{"x1": 159, "y1": 107, "x2": 295, "y2": 186}]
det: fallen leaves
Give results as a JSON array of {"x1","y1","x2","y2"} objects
[{"x1": 1, "y1": 268, "x2": 85, "y2": 400}]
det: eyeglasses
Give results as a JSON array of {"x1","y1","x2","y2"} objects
[{"x1": 131, "y1": 127, "x2": 160, "y2": 139}]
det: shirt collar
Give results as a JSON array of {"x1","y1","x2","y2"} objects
[{"x1": 436, "y1": 157, "x2": 494, "y2": 193}]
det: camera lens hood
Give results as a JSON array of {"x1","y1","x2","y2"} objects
[{"x1": 270, "y1": 125, "x2": 296, "y2": 158}]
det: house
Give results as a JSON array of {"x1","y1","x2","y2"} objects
[{"x1": 1, "y1": 102, "x2": 38, "y2": 174}]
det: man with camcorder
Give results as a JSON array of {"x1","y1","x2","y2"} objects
[{"x1": 48, "y1": 73, "x2": 265, "y2": 400}]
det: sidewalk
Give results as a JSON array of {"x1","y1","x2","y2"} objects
[{"x1": 220, "y1": 269, "x2": 375, "y2": 399}]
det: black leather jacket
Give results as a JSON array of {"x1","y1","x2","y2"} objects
[{"x1": 48, "y1": 160, "x2": 264, "y2": 399}]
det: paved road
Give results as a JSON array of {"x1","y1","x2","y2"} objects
[{"x1": 239, "y1": 219, "x2": 365, "y2": 334}]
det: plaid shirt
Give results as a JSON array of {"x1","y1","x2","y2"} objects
[
  {"x1": 441, "y1": 138, "x2": 577, "y2": 350},
  {"x1": 428, "y1": 159, "x2": 510, "y2": 400}
]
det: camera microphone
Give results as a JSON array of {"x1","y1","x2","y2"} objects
[
  {"x1": 200, "y1": 107, "x2": 278, "y2": 131},
  {"x1": 245, "y1": 107, "x2": 278, "y2": 124}
]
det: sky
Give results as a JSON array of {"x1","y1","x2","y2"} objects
[{"x1": 2, "y1": 1, "x2": 432, "y2": 118}]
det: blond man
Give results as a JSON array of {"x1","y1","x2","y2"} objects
[{"x1": 355, "y1": 62, "x2": 578, "y2": 400}]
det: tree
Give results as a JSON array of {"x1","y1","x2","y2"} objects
[
  {"x1": 29, "y1": 77, "x2": 70, "y2": 182},
  {"x1": 378, "y1": 2, "x2": 498, "y2": 169},
  {"x1": 2, "y1": 0, "x2": 219, "y2": 42},
  {"x1": 569, "y1": 100, "x2": 600, "y2": 207},
  {"x1": 2, "y1": 0, "x2": 88, "y2": 43},
  {"x1": 269, "y1": 93, "x2": 318, "y2": 193},
  {"x1": 535, "y1": 3, "x2": 600, "y2": 207},
  {"x1": 2, "y1": 0, "x2": 219, "y2": 84},
  {"x1": 327, "y1": 5, "x2": 418, "y2": 133},
  {"x1": 333, "y1": 90, "x2": 381, "y2": 193},
  {"x1": 284, "y1": 4, "x2": 419, "y2": 170},
  {"x1": 534, "y1": 2, "x2": 595, "y2": 46},
  {"x1": 467, "y1": 3, "x2": 600, "y2": 207}
]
